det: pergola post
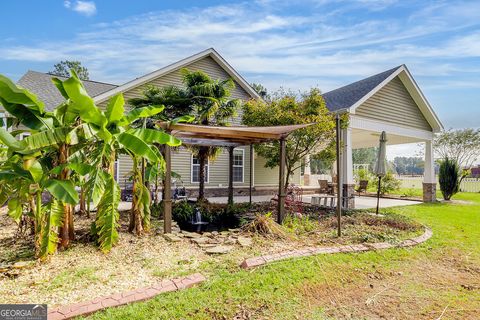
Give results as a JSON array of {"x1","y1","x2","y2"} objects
[
  {"x1": 277, "y1": 137, "x2": 286, "y2": 224},
  {"x1": 163, "y1": 143, "x2": 172, "y2": 234},
  {"x1": 336, "y1": 115, "x2": 342, "y2": 237},
  {"x1": 228, "y1": 146, "x2": 234, "y2": 207},
  {"x1": 249, "y1": 144, "x2": 253, "y2": 205},
  {"x1": 341, "y1": 126, "x2": 355, "y2": 208}
]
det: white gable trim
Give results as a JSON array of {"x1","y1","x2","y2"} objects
[
  {"x1": 93, "y1": 48, "x2": 261, "y2": 104},
  {"x1": 348, "y1": 65, "x2": 443, "y2": 132}
]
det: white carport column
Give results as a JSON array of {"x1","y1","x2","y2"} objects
[
  {"x1": 303, "y1": 154, "x2": 311, "y2": 186},
  {"x1": 341, "y1": 127, "x2": 355, "y2": 208},
  {"x1": 423, "y1": 140, "x2": 436, "y2": 202}
]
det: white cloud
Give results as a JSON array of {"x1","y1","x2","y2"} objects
[
  {"x1": 64, "y1": 1, "x2": 97, "y2": 16},
  {"x1": 1, "y1": 1, "x2": 479, "y2": 95}
]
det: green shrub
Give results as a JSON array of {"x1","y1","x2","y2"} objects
[
  {"x1": 372, "y1": 171, "x2": 401, "y2": 195},
  {"x1": 354, "y1": 168, "x2": 372, "y2": 183},
  {"x1": 439, "y1": 157, "x2": 461, "y2": 200},
  {"x1": 172, "y1": 201, "x2": 194, "y2": 224}
]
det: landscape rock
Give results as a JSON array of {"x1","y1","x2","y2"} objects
[
  {"x1": 12, "y1": 261, "x2": 35, "y2": 269},
  {"x1": 205, "y1": 245, "x2": 234, "y2": 254},
  {"x1": 224, "y1": 238, "x2": 236, "y2": 245},
  {"x1": 163, "y1": 233, "x2": 182, "y2": 242},
  {"x1": 191, "y1": 237, "x2": 210, "y2": 245},
  {"x1": 182, "y1": 231, "x2": 201, "y2": 238},
  {"x1": 237, "y1": 236, "x2": 253, "y2": 247}
]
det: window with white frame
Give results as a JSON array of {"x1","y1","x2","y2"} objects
[
  {"x1": 191, "y1": 155, "x2": 209, "y2": 183},
  {"x1": 233, "y1": 149, "x2": 244, "y2": 183}
]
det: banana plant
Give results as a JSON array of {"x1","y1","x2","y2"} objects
[
  {"x1": 52, "y1": 73, "x2": 183, "y2": 250},
  {"x1": 0, "y1": 133, "x2": 79, "y2": 259}
]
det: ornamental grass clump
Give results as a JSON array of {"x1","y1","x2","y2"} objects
[{"x1": 242, "y1": 212, "x2": 290, "y2": 239}]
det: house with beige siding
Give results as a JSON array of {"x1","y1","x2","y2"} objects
[
  {"x1": 11, "y1": 48, "x2": 301, "y2": 196},
  {"x1": 9, "y1": 49, "x2": 442, "y2": 203}
]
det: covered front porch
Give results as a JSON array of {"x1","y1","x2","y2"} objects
[{"x1": 304, "y1": 64, "x2": 443, "y2": 208}]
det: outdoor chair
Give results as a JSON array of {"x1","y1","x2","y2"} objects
[
  {"x1": 318, "y1": 179, "x2": 329, "y2": 194},
  {"x1": 355, "y1": 180, "x2": 369, "y2": 195}
]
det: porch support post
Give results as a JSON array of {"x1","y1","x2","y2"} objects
[
  {"x1": 341, "y1": 126, "x2": 355, "y2": 208},
  {"x1": 423, "y1": 140, "x2": 436, "y2": 202},
  {"x1": 304, "y1": 154, "x2": 311, "y2": 186},
  {"x1": 277, "y1": 137, "x2": 286, "y2": 224},
  {"x1": 249, "y1": 144, "x2": 253, "y2": 205},
  {"x1": 228, "y1": 146, "x2": 234, "y2": 207},
  {"x1": 163, "y1": 143, "x2": 172, "y2": 233}
]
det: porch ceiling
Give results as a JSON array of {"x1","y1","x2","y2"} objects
[{"x1": 351, "y1": 128, "x2": 424, "y2": 149}]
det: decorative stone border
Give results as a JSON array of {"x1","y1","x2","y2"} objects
[
  {"x1": 240, "y1": 228, "x2": 433, "y2": 269},
  {"x1": 47, "y1": 273, "x2": 206, "y2": 320}
]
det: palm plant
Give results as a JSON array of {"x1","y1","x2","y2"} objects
[{"x1": 181, "y1": 69, "x2": 240, "y2": 201}]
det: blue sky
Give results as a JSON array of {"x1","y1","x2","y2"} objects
[{"x1": 1, "y1": 0, "x2": 479, "y2": 136}]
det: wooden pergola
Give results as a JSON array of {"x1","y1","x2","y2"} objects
[{"x1": 157, "y1": 122, "x2": 313, "y2": 233}]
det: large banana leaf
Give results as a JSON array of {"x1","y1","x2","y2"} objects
[
  {"x1": 0, "y1": 127, "x2": 26, "y2": 151},
  {"x1": 170, "y1": 114, "x2": 195, "y2": 125},
  {"x1": 55, "y1": 72, "x2": 111, "y2": 140},
  {"x1": 23, "y1": 158, "x2": 43, "y2": 183},
  {"x1": 0, "y1": 74, "x2": 44, "y2": 111},
  {"x1": 45, "y1": 179, "x2": 79, "y2": 205},
  {"x1": 7, "y1": 198, "x2": 23, "y2": 223},
  {"x1": 120, "y1": 105, "x2": 165, "y2": 126},
  {"x1": 87, "y1": 169, "x2": 109, "y2": 207},
  {"x1": 0, "y1": 97, "x2": 51, "y2": 131},
  {"x1": 38, "y1": 200, "x2": 63, "y2": 259},
  {"x1": 117, "y1": 132, "x2": 160, "y2": 163},
  {"x1": 95, "y1": 175, "x2": 120, "y2": 253},
  {"x1": 23, "y1": 127, "x2": 70, "y2": 151},
  {"x1": 105, "y1": 94, "x2": 125, "y2": 124},
  {"x1": 127, "y1": 128, "x2": 182, "y2": 146}
]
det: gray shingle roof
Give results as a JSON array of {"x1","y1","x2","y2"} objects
[
  {"x1": 16, "y1": 70, "x2": 117, "y2": 111},
  {"x1": 323, "y1": 65, "x2": 402, "y2": 112}
]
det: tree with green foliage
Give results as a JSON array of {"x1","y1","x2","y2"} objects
[
  {"x1": 434, "y1": 128, "x2": 480, "y2": 169},
  {"x1": 51, "y1": 60, "x2": 90, "y2": 80},
  {"x1": 251, "y1": 83, "x2": 270, "y2": 101},
  {"x1": 352, "y1": 147, "x2": 378, "y2": 172},
  {"x1": 243, "y1": 88, "x2": 337, "y2": 189},
  {"x1": 393, "y1": 156, "x2": 424, "y2": 175}
]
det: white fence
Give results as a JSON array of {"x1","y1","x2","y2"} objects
[{"x1": 397, "y1": 176, "x2": 480, "y2": 193}]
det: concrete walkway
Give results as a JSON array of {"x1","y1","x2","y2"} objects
[
  {"x1": 189, "y1": 194, "x2": 421, "y2": 209},
  {"x1": 115, "y1": 194, "x2": 421, "y2": 211}
]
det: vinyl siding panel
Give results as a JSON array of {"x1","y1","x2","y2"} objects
[
  {"x1": 254, "y1": 155, "x2": 301, "y2": 187},
  {"x1": 356, "y1": 76, "x2": 432, "y2": 131},
  {"x1": 98, "y1": 56, "x2": 251, "y2": 124}
]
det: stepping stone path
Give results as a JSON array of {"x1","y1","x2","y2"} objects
[
  {"x1": 163, "y1": 233, "x2": 182, "y2": 242},
  {"x1": 237, "y1": 236, "x2": 252, "y2": 247},
  {"x1": 205, "y1": 245, "x2": 234, "y2": 254}
]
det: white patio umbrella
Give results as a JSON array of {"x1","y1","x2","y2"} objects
[{"x1": 374, "y1": 131, "x2": 387, "y2": 214}]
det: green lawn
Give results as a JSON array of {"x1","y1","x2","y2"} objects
[{"x1": 86, "y1": 193, "x2": 480, "y2": 319}]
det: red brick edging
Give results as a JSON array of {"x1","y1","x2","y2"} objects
[
  {"x1": 240, "y1": 227, "x2": 433, "y2": 269},
  {"x1": 47, "y1": 273, "x2": 206, "y2": 320}
]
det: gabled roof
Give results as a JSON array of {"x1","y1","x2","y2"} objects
[
  {"x1": 17, "y1": 70, "x2": 117, "y2": 111},
  {"x1": 323, "y1": 66, "x2": 401, "y2": 112},
  {"x1": 323, "y1": 65, "x2": 443, "y2": 131},
  {"x1": 93, "y1": 48, "x2": 261, "y2": 104}
]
